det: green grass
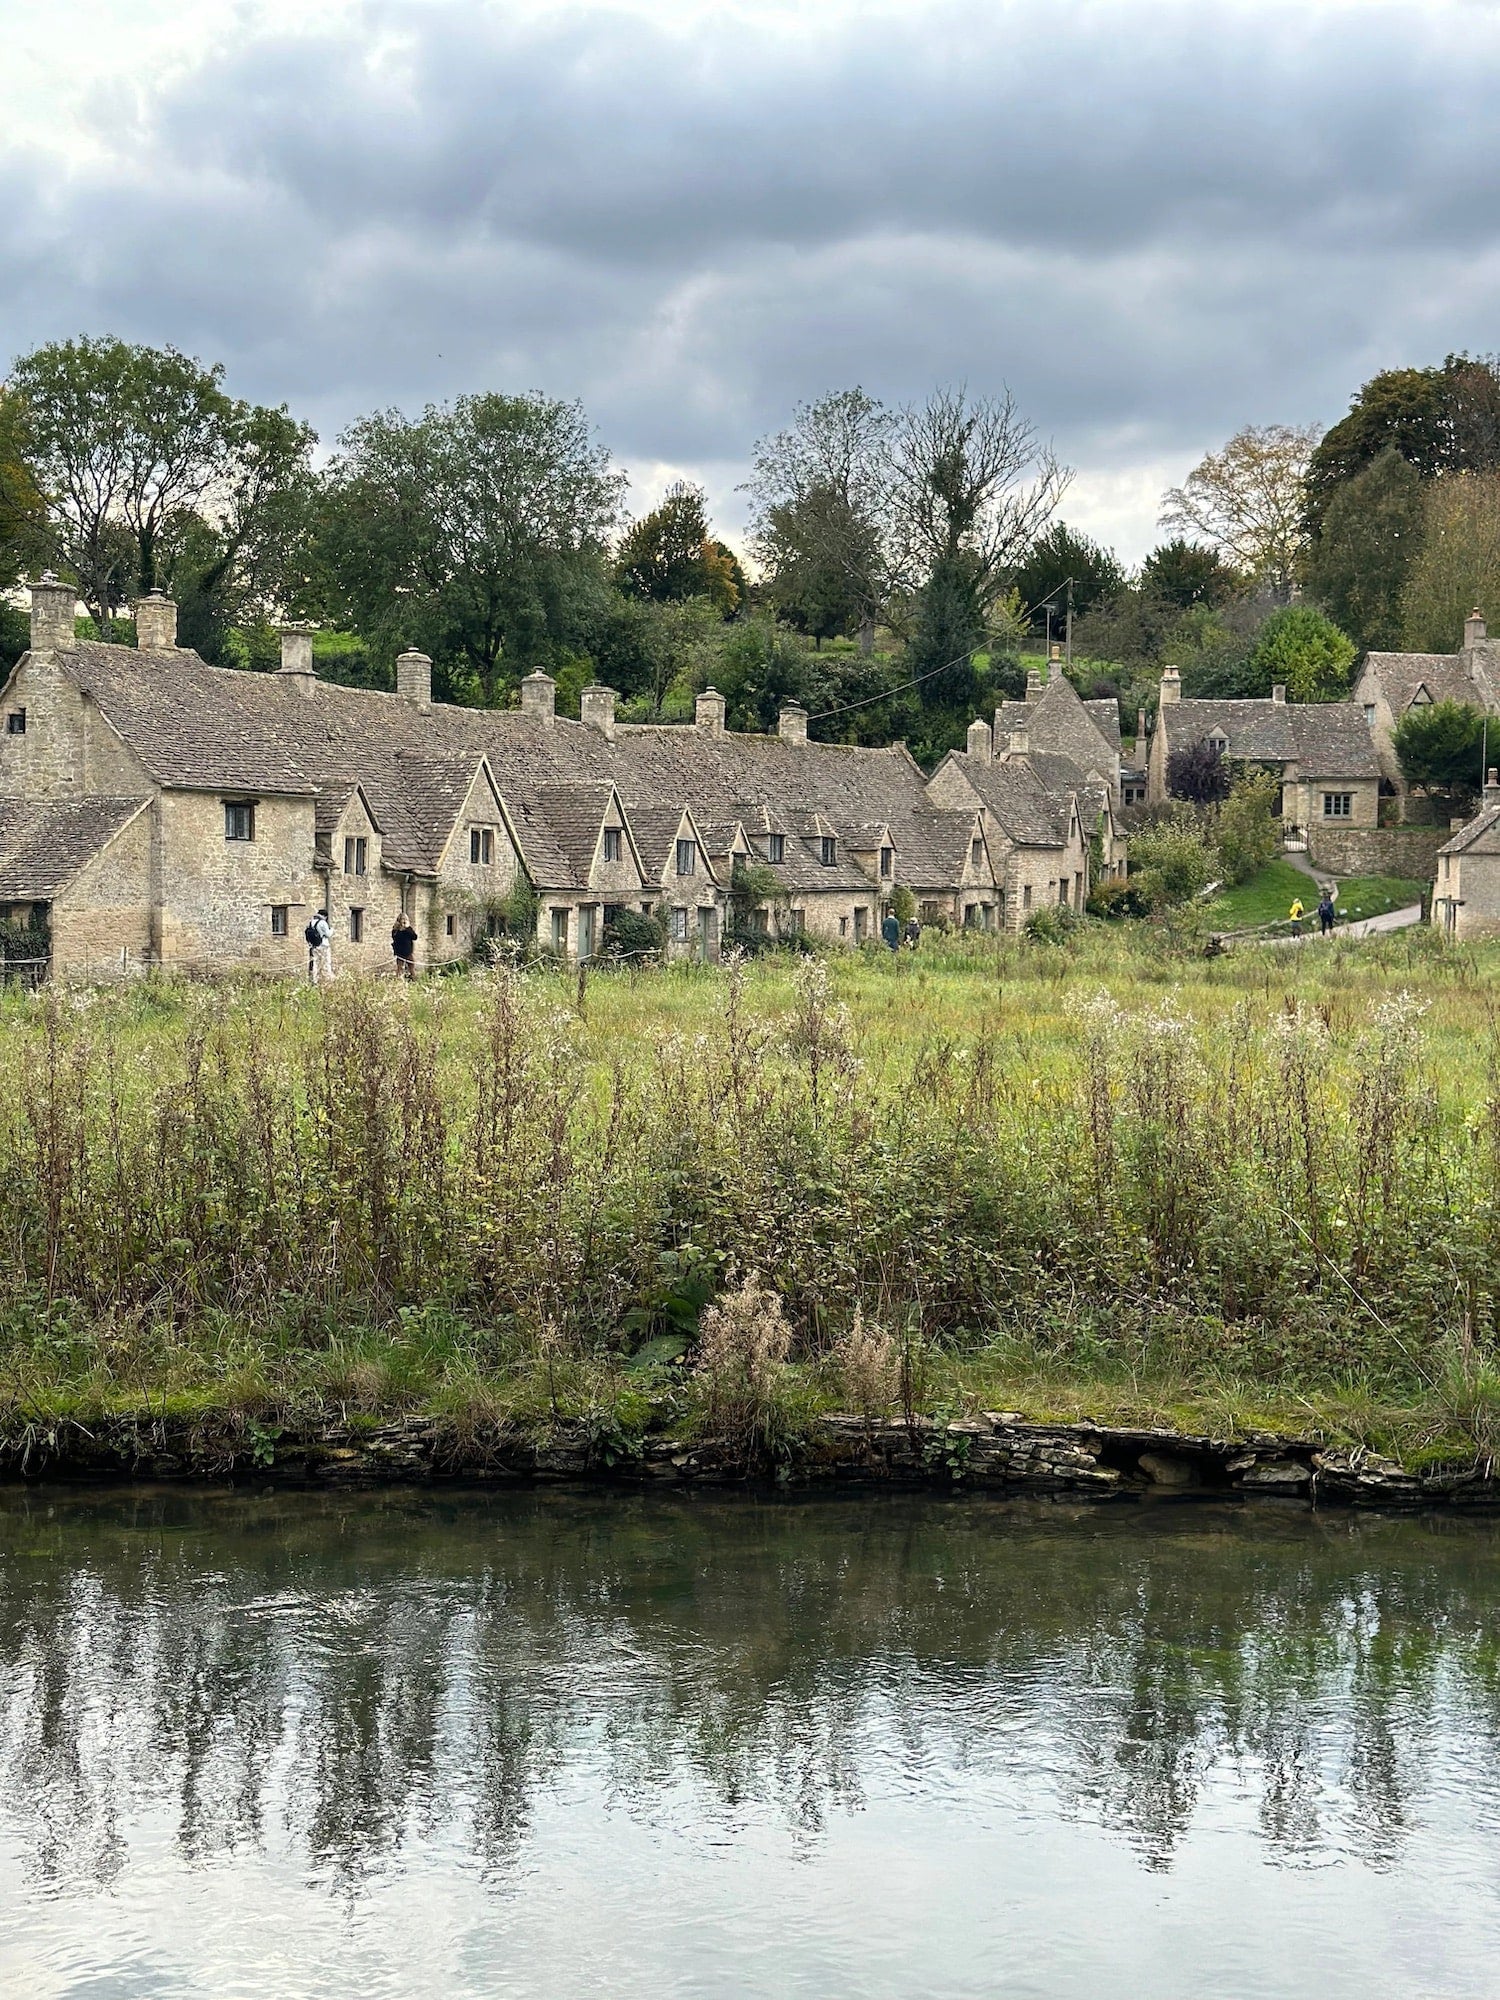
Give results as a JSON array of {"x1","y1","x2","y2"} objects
[{"x1": 1209, "y1": 862, "x2": 1425, "y2": 932}]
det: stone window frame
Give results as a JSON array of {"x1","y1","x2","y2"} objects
[
  {"x1": 768, "y1": 832, "x2": 785, "y2": 863},
  {"x1": 879, "y1": 845, "x2": 893, "y2": 878},
  {"x1": 670, "y1": 905, "x2": 689, "y2": 942},
  {"x1": 223, "y1": 799, "x2": 257, "y2": 842},
  {"x1": 343, "y1": 835, "x2": 368, "y2": 876},
  {"x1": 349, "y1": 906, "x2": 365, "y2": 942},
  {"x1": 270, "y1": 905, "x2": 289, "y2": 938},
  {"x1": 819, "y1": 835, "x2": 837, "y2": 866},
  {"x1": 469, "y1": 826, "x2": 495, "y2": 865},
  {"x1": 602, "y1": 827, "x2": 623, "y2": 863},
  {"x1": 675, "y1": 838, "x2": 696, "y2": 877},
  {"x1": 1322, "y1": 792, "x2": 1354, "y2": 819},
  {"x1": 5, "y1": 709, "x2": 25, "y2": 736}
]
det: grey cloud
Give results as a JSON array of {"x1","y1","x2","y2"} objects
[{"x1": 4, "y1": 0, "x2": 1500, "y2": 555}]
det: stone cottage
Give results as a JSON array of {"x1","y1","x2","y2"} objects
[
  {"x1": 1433, "y1": 769, "x2": 1500, "y2": 938},
  {"x1": 1353, "y1": 611, "x2": 1500, "y2": 806},
  {"x1": 0, "y1": 578, "x2": 1121, "y2": 976}
]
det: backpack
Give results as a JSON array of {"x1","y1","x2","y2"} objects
[{"x1": 304, "y1": 918, "x2": 323, "y2": 947}]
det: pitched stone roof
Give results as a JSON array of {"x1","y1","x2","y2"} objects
[
  {"x1": 0, "y1": 796, "x2": 149, "y2": 898},
  {"x1": 1360, "y1": 650, "x2": 1499, "y2": 716},
  {"x1": 880, "y1": 805, "x2": 988, "y2": 887},
  {"x1": 995, "y1": 674, "x2": 1118, "y2": 778},
  {"x1": 1162, "y1": 700, "x2": 1380, "y2": 778},
  {"x1": 944, "y1": 752, "x2": 1072, "y2": 846},
  {"x1": 1439, "y1": 803, "x2": 1500, "y2": 856}
]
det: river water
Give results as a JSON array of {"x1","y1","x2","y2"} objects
[{"x1": 2, "y1": 1486, "x2": 1499, "y2": 1998}]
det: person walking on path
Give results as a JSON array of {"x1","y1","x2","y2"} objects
[
  {"x1": 306, "y1": 909, "x2": 334, "y2": 984},
  {"x1": 391, "y1": 913, "x2": 418, "y2": 979},
  {"x1": 1288, "y1": 896, "x2": 1305, "y2": 938},
  {"x1": 1317, "y1": 889, "x2": 1336, "y2": 937}
]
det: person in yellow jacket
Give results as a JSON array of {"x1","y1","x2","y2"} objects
[{"x1": 1289, "y1": 896, "x2": 1304, "y2": 937}]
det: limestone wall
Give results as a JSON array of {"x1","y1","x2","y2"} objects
[
  {"x1": 1306, "y1": 824, "x2": 1447, "y2": 881},
  {"x1": 156, "y1": 791, "x2": 321, "y2": 970},
  {"x1": 51, "y1": 811, "x2": 153, "y2": 977}
]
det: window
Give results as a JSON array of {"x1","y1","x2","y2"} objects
[
  {"x1": 603, "y1": 827, "x2": 623, "y2": 862},
  {"x1": 768, "y1": 833, "x2": 785, "y2": 863},
  {"x1": 1323, "y1": 792, "x2": 1354, "y2": 819},
  {"x1": 879, "y1": 845, "x2": 893, "y2": 879},
  {"x1": 446, "y1": 914, "x2": 456, "y2": 937},
  {"x1": 344, "y1": 835, "x2": 367, "y2": 875},
  {"x1": 1363, "y1": 704, "x2": 1376, "y2": 726},
  {"x1": 224, "y1": 801, "x2": 255, "y2": 842},
  {"x1": 970, "y1": 838, "x2": 983, "y2": 869},
  {"x1": 5, "y1": 710, "x2": 25, "y2": 736},
  {"x1": 789, "y1": 908, "x2": 806, "y2": 934},
  {"x1": 820, "y1": 836, "x2": 836, "y2": 866},
  {"x1": 676, "y1": 838, "x2": 695, "y2": 876},
  {"x1": 551, "y1": 909, "x2": 568, "y2": 953},
  {"x1": 349, "y1": 907, "x2": 365, "y2": 943},
  {"x1": 270, "y1": 906, "x2": 288, "y2": 937},
  {"x1": 671, "y1": 906, "x2": 689, "y2": 942},
  {"x1": 470, "y1": 827, "x2": 494, "y2": 865},
  {"x1": 838, "y1": 915, "x2": 848, "y2": 937},
  {"x1": 1059, "y1": 878, "x2": 1070, "y2": 907},
  {"x1": 1023, "y1": 885, "x2": 1032, "y2": 912},
  {"x1": 963, "y1": 903, "x2": 978, "y2": 929}
]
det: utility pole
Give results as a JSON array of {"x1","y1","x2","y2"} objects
[{"x1": 1065, "y1": 579, "x2": 1074, "y2": 672}]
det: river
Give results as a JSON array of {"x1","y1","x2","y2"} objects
[{"x1": 1, "y1": 1486, "x2": 1498, "y2": 1998}]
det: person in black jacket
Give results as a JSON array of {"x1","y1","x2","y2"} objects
[{"x1": 391, "y1": 914, "x2": 419, "y2": 979}]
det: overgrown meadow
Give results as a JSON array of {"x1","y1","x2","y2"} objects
[{"x1": 4, "y1": 928, "x2": 1500, "y2": 1461}]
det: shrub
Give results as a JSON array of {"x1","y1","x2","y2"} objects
[
  {"x1": 1128, "y1": 812, "x2": 1216, "y2": 908},
  {"x1": 693, "y1": 1273, "x2": 795, "y2": 1455},
  {"x1": 1212, "y1": 769, "x2": 1281, "y2": 885},
  {"x1": 602, "y1": 907, "x2": 665, "y2": 961},
  {"x1": 1247, "y1": 605, "x2": 1357, "y2": 702}
]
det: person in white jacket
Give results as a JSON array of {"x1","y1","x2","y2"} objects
[{"x1": 306, "y1": 909, "x2": 334, "y2": 984}]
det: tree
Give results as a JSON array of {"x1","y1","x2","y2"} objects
[
  {"x1": 1303, "y1": 448, "x2": 1424, "y2": 652},
  {"x1": 747, "y1": 388, "x2": 893, "y2": 652},
  {"x1": 1304, "y1": 354, "x2": 1500, "y2": 534},
  {"x1": 1128, "y1": 813, "x2": 1216, "y2": 908},
  {"x1": 314, "y1": 392, "x2": 622, "y2": 706},
  {"x1": 1139, "y1": 539, "x2": 1237, "y2": 609},
  {"x1": 1399, "y1": 471, "x2": 1500, "y2": 653},
  {"x1": 8, "y1": 336, "x2": 314, "y2": 637},
  {"x1": 904, "y1": 554, "x2": 986, "y2": 714},
  {"x1": 1212, "y1": 769, "x2": 1281, "y2": 885},
  {"x1": 713, "y1": 616, "x2": 826, "y2": 734},
  {"x1": 0, "y1": 388, "x2": 45, "y2": 594},
  {"x1": 1167, "y1": 738, "x2": 1232, "y2": 805},
  {"x1": 1012, "y1": 521, "x2": 1126, "y2": 628},
  {"x1": 615, "y1": 481, "x2": 740, "y2": 614},
  {"x1": 1393, "y1": 698, "x2": 1488, "y2": 805},
  {"x1": 1159, "y1": 424, "x2": 1319, "y2": 596},
  {"x1": 887, "y1": 385, "x2": 1069, "y2": 611},
  {"x1": 1246, "y1": 605, "x2": 1357, "y2": 703}
]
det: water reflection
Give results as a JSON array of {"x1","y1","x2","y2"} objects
[{"x1": 3, "y1": 1488, "x2": 1498, "y2": 1902}]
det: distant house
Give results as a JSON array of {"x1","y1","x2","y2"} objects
[
  {"x1": 1147, "y1": 669, "x2": 1381, "y2": 835},
  {"x1": 1353, "y1": 611, "x2": 1500, "y2": 800},
  {"x1": 0, "y1": 577, "x2": 1125, "y2": 976},
  {"x1": 1433, "y1": 770, "x2": 1500, "y2": 937}
]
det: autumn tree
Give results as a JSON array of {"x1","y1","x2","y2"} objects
[
  {"x1": 615, "y1": 481, "x2": 741, "y2": 615},
  {"x1": 1159, "y1": 423, "x2": 1318, "y2": 598},
  {"x1": 1398, "y1": 471, "x2": 1500, "y2": 653}
]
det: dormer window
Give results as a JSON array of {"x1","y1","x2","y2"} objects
[
  {"x1": 768, "y1": 833, "x2": 785, "y2": 863},
  {"x1": 879, "y1": 845, "x2": 893, "y2": 878},
  {"x1": 224, "y1": 801, "x2": 255, "y2": 842},
  {"x1": 970, "y1": 838, "x2": 983, "y2": 868},
  {"x1": 820, "y1": 836, "x2": 836, "y2": 866},
  {"x1": 603, "y1": 828, "x2": 623, "y2": 862},
  {"x1": 343, "y1": 835, "x2": 367, "y2": 876},
  {"x1": 469, "y1": 827, "x2": 494, "y2": 865},
  {"x1": 676, "y1": 838, "x2": 695, "y2": 876},
  {"x1": 5, "y1": 710, "x2": 25, "y2": 736}
]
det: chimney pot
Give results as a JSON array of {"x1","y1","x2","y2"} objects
[
  {"x1": 1158, "y1": 665, "x2": 1181, "y2": 705},
  {"x1": 965, "y1": 717, "x2": 993, "y2": 766},
  {"x1": 1025, "y1": 666, "x2": 1044, "y2": 702},
  {"x1": 1137, "y1": 705, "x2": 1148, "y2": 745},
  {"x1": 396, "y1": 648, "x2": 433, "y2": 712},
  {"x1": 1008, "y1": 727, "x2": 1030, "y2": 756},
  {"x1": 1485, "y1": 767, "x2": 1500, "y2": 810},
  {"x1": 278, "y1": 622, "x2": 317, "y2": 692},
  {"x1": 134, "y1": 589, "x2": 178, "y2": 651},
  {"x1": 28, "y1": 573, "x2": 77, "y2": 654},
  {"x1": 778, "y1": 702, "x2": 808, "y2": 745},
  {"x1": 520, "y1": 671, "x2": 556, "y2": 725},
  {"x1": 1271, "y1": 683, "x2": 1287, "y2": 704},
  {"x1": 582, "y1": 683, "x2": 617, "y2": 740},
  {"x1": 695, "y1": 686, "x2": 727, "y2": 737},
  {"x1": 1466, "y1": 608, "x2": 1489, "y2": 649}
]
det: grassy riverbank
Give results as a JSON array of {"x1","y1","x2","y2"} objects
[{"x1": 3, "y1": 925, "x2": 1499, "y2": 1471}]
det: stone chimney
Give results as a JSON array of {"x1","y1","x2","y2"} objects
[
  {"x1": 277, "y1": 621, "x2": 317, "y2": 693},
  {"x1": 396, "y1": 649, "x2": 432, "y2": 713},
  {"x1": 1271, "y1": 683, "x2": 1287, "y2": 705},
  {"x1": 1137, "y1": 706, "x2": 1148, "y2": 747},
  {"x1": 134, "y1": 589, "x2": 178, "y2": 651},
  {"x1": 1486, "y1": 767, "x2": 1500, "y2": 811},
  {"x1": 965, "y1": 716, "x2": 993, "y2": 766},
  {"x1": 520, "y1": 671, "x2": 556, "y2": 725},
  {"x1": 1008, "y1": 727, "x2": 1029, "y2": 756},
  {"x1": 1466, "y1": 608, "x2": 1488, "y2": 650},
  {"x1": 695, "y1": 686, "x2": 726, "y2": 737},
  {"x1": 582, "y1": 684, "x2": 617, "y2": 740},
  {"x1": 28, "y1": 573, "x2": 76, "y2": 654},
  {"x1": 1025, "y1": 665, "x2": 1044, "y2": 702},
  {"x1": 778, "y1": 702, "x2": 808, "y2": 745},
  {"x1": 1158, "y1": 665, "x2": 1181, "y2": 705}
]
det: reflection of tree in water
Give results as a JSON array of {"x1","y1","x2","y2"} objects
[{"x1": 1, "y1": 1491, "x2": 1499, "y2": 1893}]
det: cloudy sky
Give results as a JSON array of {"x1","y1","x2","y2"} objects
[{"x1": 3, "y1": 0, "x2": 1498, "y2": 560}]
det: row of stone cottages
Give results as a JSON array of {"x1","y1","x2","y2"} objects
[{"x1": 0, "y1": 578, "x2": 1130, "y2": 977}]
